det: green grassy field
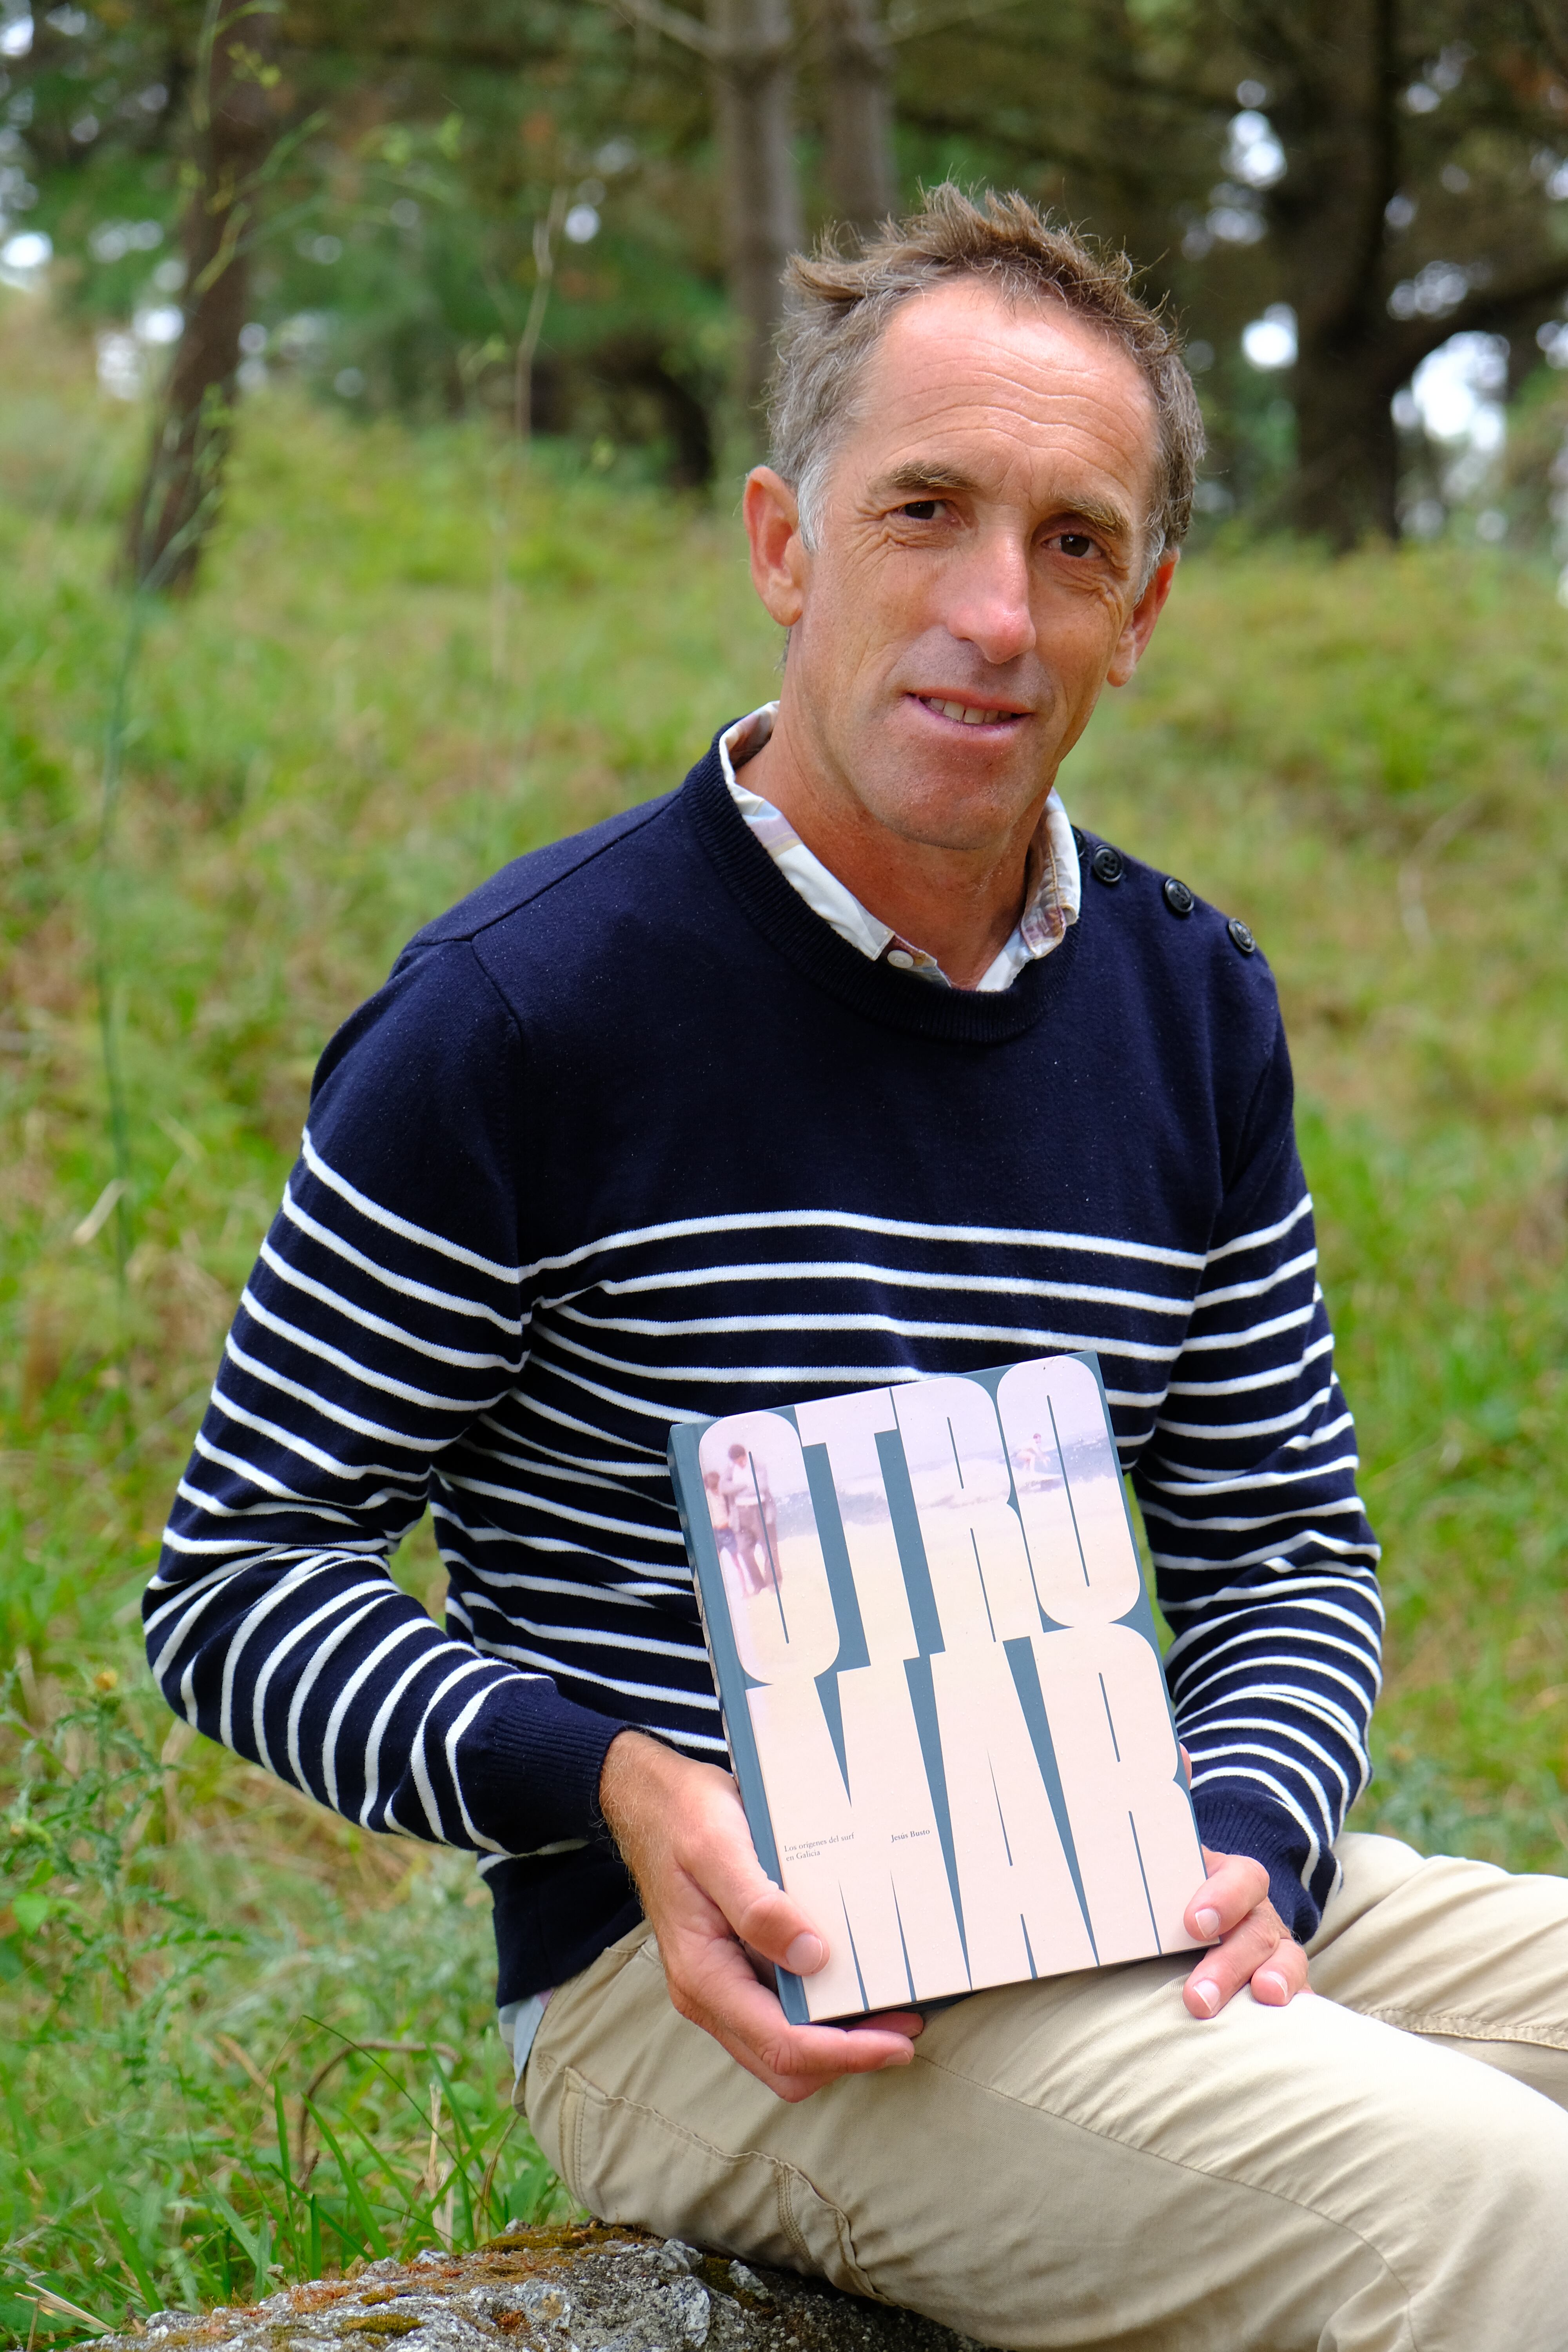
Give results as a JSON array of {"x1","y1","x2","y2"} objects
[{"x1": 2, "y1": 289, "x2": 1566, "y2": 2341}]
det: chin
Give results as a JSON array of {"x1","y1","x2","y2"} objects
[
  {"x1": 860, "y1": 786, "x2": 1027, "y2": 853},
  {"x1": 853, "y1": 753, "x2": 1040, "y2": 848}
]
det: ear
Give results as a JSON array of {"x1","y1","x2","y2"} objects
[
  {"x1": 744, "y1": 466, "x2": 808, "y2": 628},
  {"x1": 1105, "y1": 546, "x2": 1179, "y2": 689}
]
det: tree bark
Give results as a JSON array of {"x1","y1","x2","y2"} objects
[
  {"x1": 709, "y1": 0, "x2": 804, "y2": 419},
  {"x1": 1289, "y1": 344, "x2": 1403, "y2": 541},
  {"x1": 1250, "y1": 0, "x2": 1405, "y2": 544},
  {"x1": 822, "y1": 0, "x2": 896, "y2": 240},
  {"x1": 125, "y1": 0, "x2": 281, "y2": 591}
]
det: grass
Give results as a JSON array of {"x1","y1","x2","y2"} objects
[{"x1": 2, "y1": 287, "x2": 1566, "y2": 2337}]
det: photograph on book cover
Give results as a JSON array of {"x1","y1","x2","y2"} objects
[{"x1": 669, "y1": 1354, "x2": 1207, "y2": 2024}]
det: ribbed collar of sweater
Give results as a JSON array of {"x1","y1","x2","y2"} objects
[
  {"x1": 683, "y1": 730, "x2": 1082, "y2": 1047},
  {"x1": 719, "y1": 702, "x2": 1080, "y2": 995}
]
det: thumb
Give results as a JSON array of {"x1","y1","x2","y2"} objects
[{"x1": 687, "y1": 1828, "x2": 830, "y2": 1977}]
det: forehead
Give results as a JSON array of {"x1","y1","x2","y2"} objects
[{"x1": 839, "y1": 279, "x2": 1158, "y2": 515}]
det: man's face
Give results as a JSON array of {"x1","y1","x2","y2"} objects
[{"x1": 747, "y1": 280, "x2": 1174, "y2": 854}]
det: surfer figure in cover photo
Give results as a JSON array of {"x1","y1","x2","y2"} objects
[
  {"x1": 723, "y1": 1440, "x2": 781, "y2": 1598},
  {"x1": 703, "y1": 1468, "x2": 741, "y2": 1584}
]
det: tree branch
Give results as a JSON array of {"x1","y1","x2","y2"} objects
[
  {"x1": 883, "y1": 0, "x2": 1028, "y2": 47},
  {"x1": 1381, "y1": 252, "x2": 1568, "y2": 385},
  {"x1": 590, "y1": 0, "x2": 802, "y2": 68},
  {"x1": 593, "y1": 0, "x2": 716, "y2": 61},
  {"x1": 892, "y1": 97, "x2": 1186, "y2": 196},
  {"x1": 1520, "y1": 0, "x2": 1568, "y2": 82}
]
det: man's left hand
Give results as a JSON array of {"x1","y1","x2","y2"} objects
[{"x1": 1181, "y1": 1849, "x2": 1309, "y2": 2019}]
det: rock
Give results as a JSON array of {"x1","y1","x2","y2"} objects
[
  {"x1": 665, "y1": 2275, "x2": 711, "y2": 2346},
  {"x1": 87, "y1": 2227, "x2": 992, "y2": 2352}
]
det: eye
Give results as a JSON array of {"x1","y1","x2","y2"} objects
[
  {"x1": 1054, "y1": 532, "x2": 1098, "y2": 559},
  {"x1": 897, "y1": 499, "x2": 943, "y2": 521}
]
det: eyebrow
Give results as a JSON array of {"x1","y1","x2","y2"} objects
[
  {"x1": 878, "y1": 461, "x2": 984, "y2": 499},
  {"x1": 873, "y1": 461, "x2": 1135, "y2": 547}
]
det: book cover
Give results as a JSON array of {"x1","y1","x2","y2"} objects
[{"x1": 666, "y1": 1353, "x2": 1207, "y2": 2025}]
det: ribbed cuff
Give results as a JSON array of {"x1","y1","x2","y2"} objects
[
  {"x1": 458, "y1": 1679, "x2": 637, "y2": 1854},
  {"x1": 1191, "y1": 1792, "x2": 1323, "y2": 1943}
]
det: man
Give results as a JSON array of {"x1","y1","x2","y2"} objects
[
  {"x1": 148, "y1": 190, "x2": 1568, "y2": 2349},
  {"x1": 703, "y1": 1466, "x2": 741, "y2": 1588},
  {"x1": 728, "y1": 1441, "x2": 781, "y2": 1597},
  {"x1": 721, "y1": 1441, "x2": 773, "y2": 1597}
]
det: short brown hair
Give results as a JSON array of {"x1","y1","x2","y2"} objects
[{"x1": 767, "y1": 184, "x2": 1205, "y2": 579}]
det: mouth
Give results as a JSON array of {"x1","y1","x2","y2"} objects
[{"x1": 912, "y1": 694, "x2": 1029, "y2": 730}]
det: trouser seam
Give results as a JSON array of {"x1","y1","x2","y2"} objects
[
  {"x1": 556, "y1": 2072, "x2": 880, "y2": 2301},
  {"x1": 1359, "y1": 2004, "x2": 1568, "y2": 2051},
  {"x1": 519, "y1": 2039, "x2": 564, "y2": 2116},
  {"x1": 908, "y1": 2047, "x2": 1424, "y2": 2349}
]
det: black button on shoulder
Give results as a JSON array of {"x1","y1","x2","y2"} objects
[
  {"x1": 1090, "y1": 843, "x2": 1124, "y2": 886},
  {"x1": 1227, "y1": 917, "x2": 1257, "y2": 956},
  {"x1": 1162, "y1": 875, "x2": 1195, "y2": 917}
]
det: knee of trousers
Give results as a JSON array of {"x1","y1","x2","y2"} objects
[
  {"x1": 522, "y1": 2042, "x2": 878, "y2": 2296},
  {"x1": 1282, "y1": 2023, "x2": 1568, "y2": 2352}
]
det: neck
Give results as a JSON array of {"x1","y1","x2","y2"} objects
[{"x1": 741, "y1": 699, "x2": 1052, "y2": 992}]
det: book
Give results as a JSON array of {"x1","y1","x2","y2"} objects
[{"x1": 667, "y1": 1352, "x2": 1207, "y2": 2025}]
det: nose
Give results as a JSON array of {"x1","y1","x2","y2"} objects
[{"x1": 940, "y1": 528, "x2": 1036, "y2": 667}]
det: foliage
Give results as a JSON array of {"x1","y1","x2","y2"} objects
[
  {"x1": 1, "y1": 300, "x2": 1566, "y2": 2337},
  {"x1": 5, "y1": 0, "x2": 1568, "y2": 524},
  {"x1": 1071, "y1": 539, "x2": 1568, "y2": 1860},
  {"x1": 0, "y1": 1677, "x2": 571, "y2": 2345},
  {"x1": 5, "y1": 0, "x2": 733, "y2": 471}
]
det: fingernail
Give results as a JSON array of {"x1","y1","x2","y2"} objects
[
  {"x1": 784, "y1": 1933, "x2": 826, "y2": 1974},
  {"x1": 1191, "y1": 1979, "x2": 1220, "y2": 2016},
  {"x1": 1194, "y1": 1907, "x2": 1221, "y2": 1940},
  {"x1": 1256, "y1": 1972, "x2": 1287, "y2": 2004}
]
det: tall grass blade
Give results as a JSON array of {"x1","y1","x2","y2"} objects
[
  {"x1": 301, "y1": 2102, "x2": 389, "y2": 2260},
  {"x1": 97, "y1": 2189, "x2": 159, "y2": 2312}
]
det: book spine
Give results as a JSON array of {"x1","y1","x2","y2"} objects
[{"x1": 665, "y1": 1422, "x2": 810, "y2": 2029}]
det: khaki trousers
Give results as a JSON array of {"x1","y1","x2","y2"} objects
[{"x1": 522, "y1": 1834, "x2": 1568, "y2": 2352}]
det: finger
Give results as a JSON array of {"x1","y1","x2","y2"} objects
[
  {"x1": 694, "y1": 1945, "x2": 924, "y2": 2063},
  {"x1": 1186, "y1": 1849, "x2": 1270, "y2": 1943},
  {"x1": 610, "y1": 1742, "x2": 830, "y2": 1973},
  {"x1": 1250, "y1": 1936, "x2": 1309, "y2": 2007},
  {"x1": 1183, "y1": 1904, "x2": 1291, "y2": 2019},
  {"x1": 681, "y1": 1935, "x2": 921, "y2": 2097},
  {"x1": 679, "y1": 1914, "x2": 918, "y2": 2053},
  {"x1": 684, "y1": 1825, "x2": 834, "y2": 1976}
]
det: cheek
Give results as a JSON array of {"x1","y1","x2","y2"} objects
[
  {"x1": 1036, "y1": 581, "x2": 1127, "y2": 678},
  {"x1": 802, "y1": 550, "x2": 926, "y2": 673},
  {"x1": 1063, "y1": 569, "x2": 1129, "y2": 624}
]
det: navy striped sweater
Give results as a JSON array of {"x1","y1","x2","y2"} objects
[{"x1": 149, "y1": 738, "x2": 1383, "y2": 2002}]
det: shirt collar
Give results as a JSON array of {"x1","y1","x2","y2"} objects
[{"x1": 719, "y1": 702, "x2": 1080, "y2": 994}]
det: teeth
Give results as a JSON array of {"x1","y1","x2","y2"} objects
[{"x1": 929, "y1": 698, "x2": 1004, "y2": 726}]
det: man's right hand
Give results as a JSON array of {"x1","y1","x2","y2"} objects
[{"x1": 597, "y1": 1728, "x2": 923, "y2": 2102}]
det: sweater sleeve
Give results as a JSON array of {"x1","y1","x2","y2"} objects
[
  {"x1": 144, "y1": 941, "x2": 635, "y2": 1858},
  {"x1": 1134, "y1": 1009, "x2": 1384, "y2": 1942}
]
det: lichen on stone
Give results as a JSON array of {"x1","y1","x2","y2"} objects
[{"x1": 87, "y1": 2226, "x2": 991, "y2": 2352}]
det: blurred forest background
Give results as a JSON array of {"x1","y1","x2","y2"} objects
[
  {"x1": 6, "y1": 0, "x2": 1568, "y2": 554},
  {"x1": 2, "y1": 0, "x2": 1568, "y2": 2343}
]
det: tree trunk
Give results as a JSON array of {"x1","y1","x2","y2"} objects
[
  {"x1": 822, "y1": 0, "x2": 895, "y2": 240},
  {"x1": 1258, "y1": 0, "x2": 1403, "y2": 546},
  {"x1": 709, "y1": 0, "x2": 803, "y2": 421},
  {"x1": 124, "y1": 1, "x2": 281, "y2": 591},
  {"x1": 1289, "y1": 333, "x2": 1402, "y2": 543}
]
